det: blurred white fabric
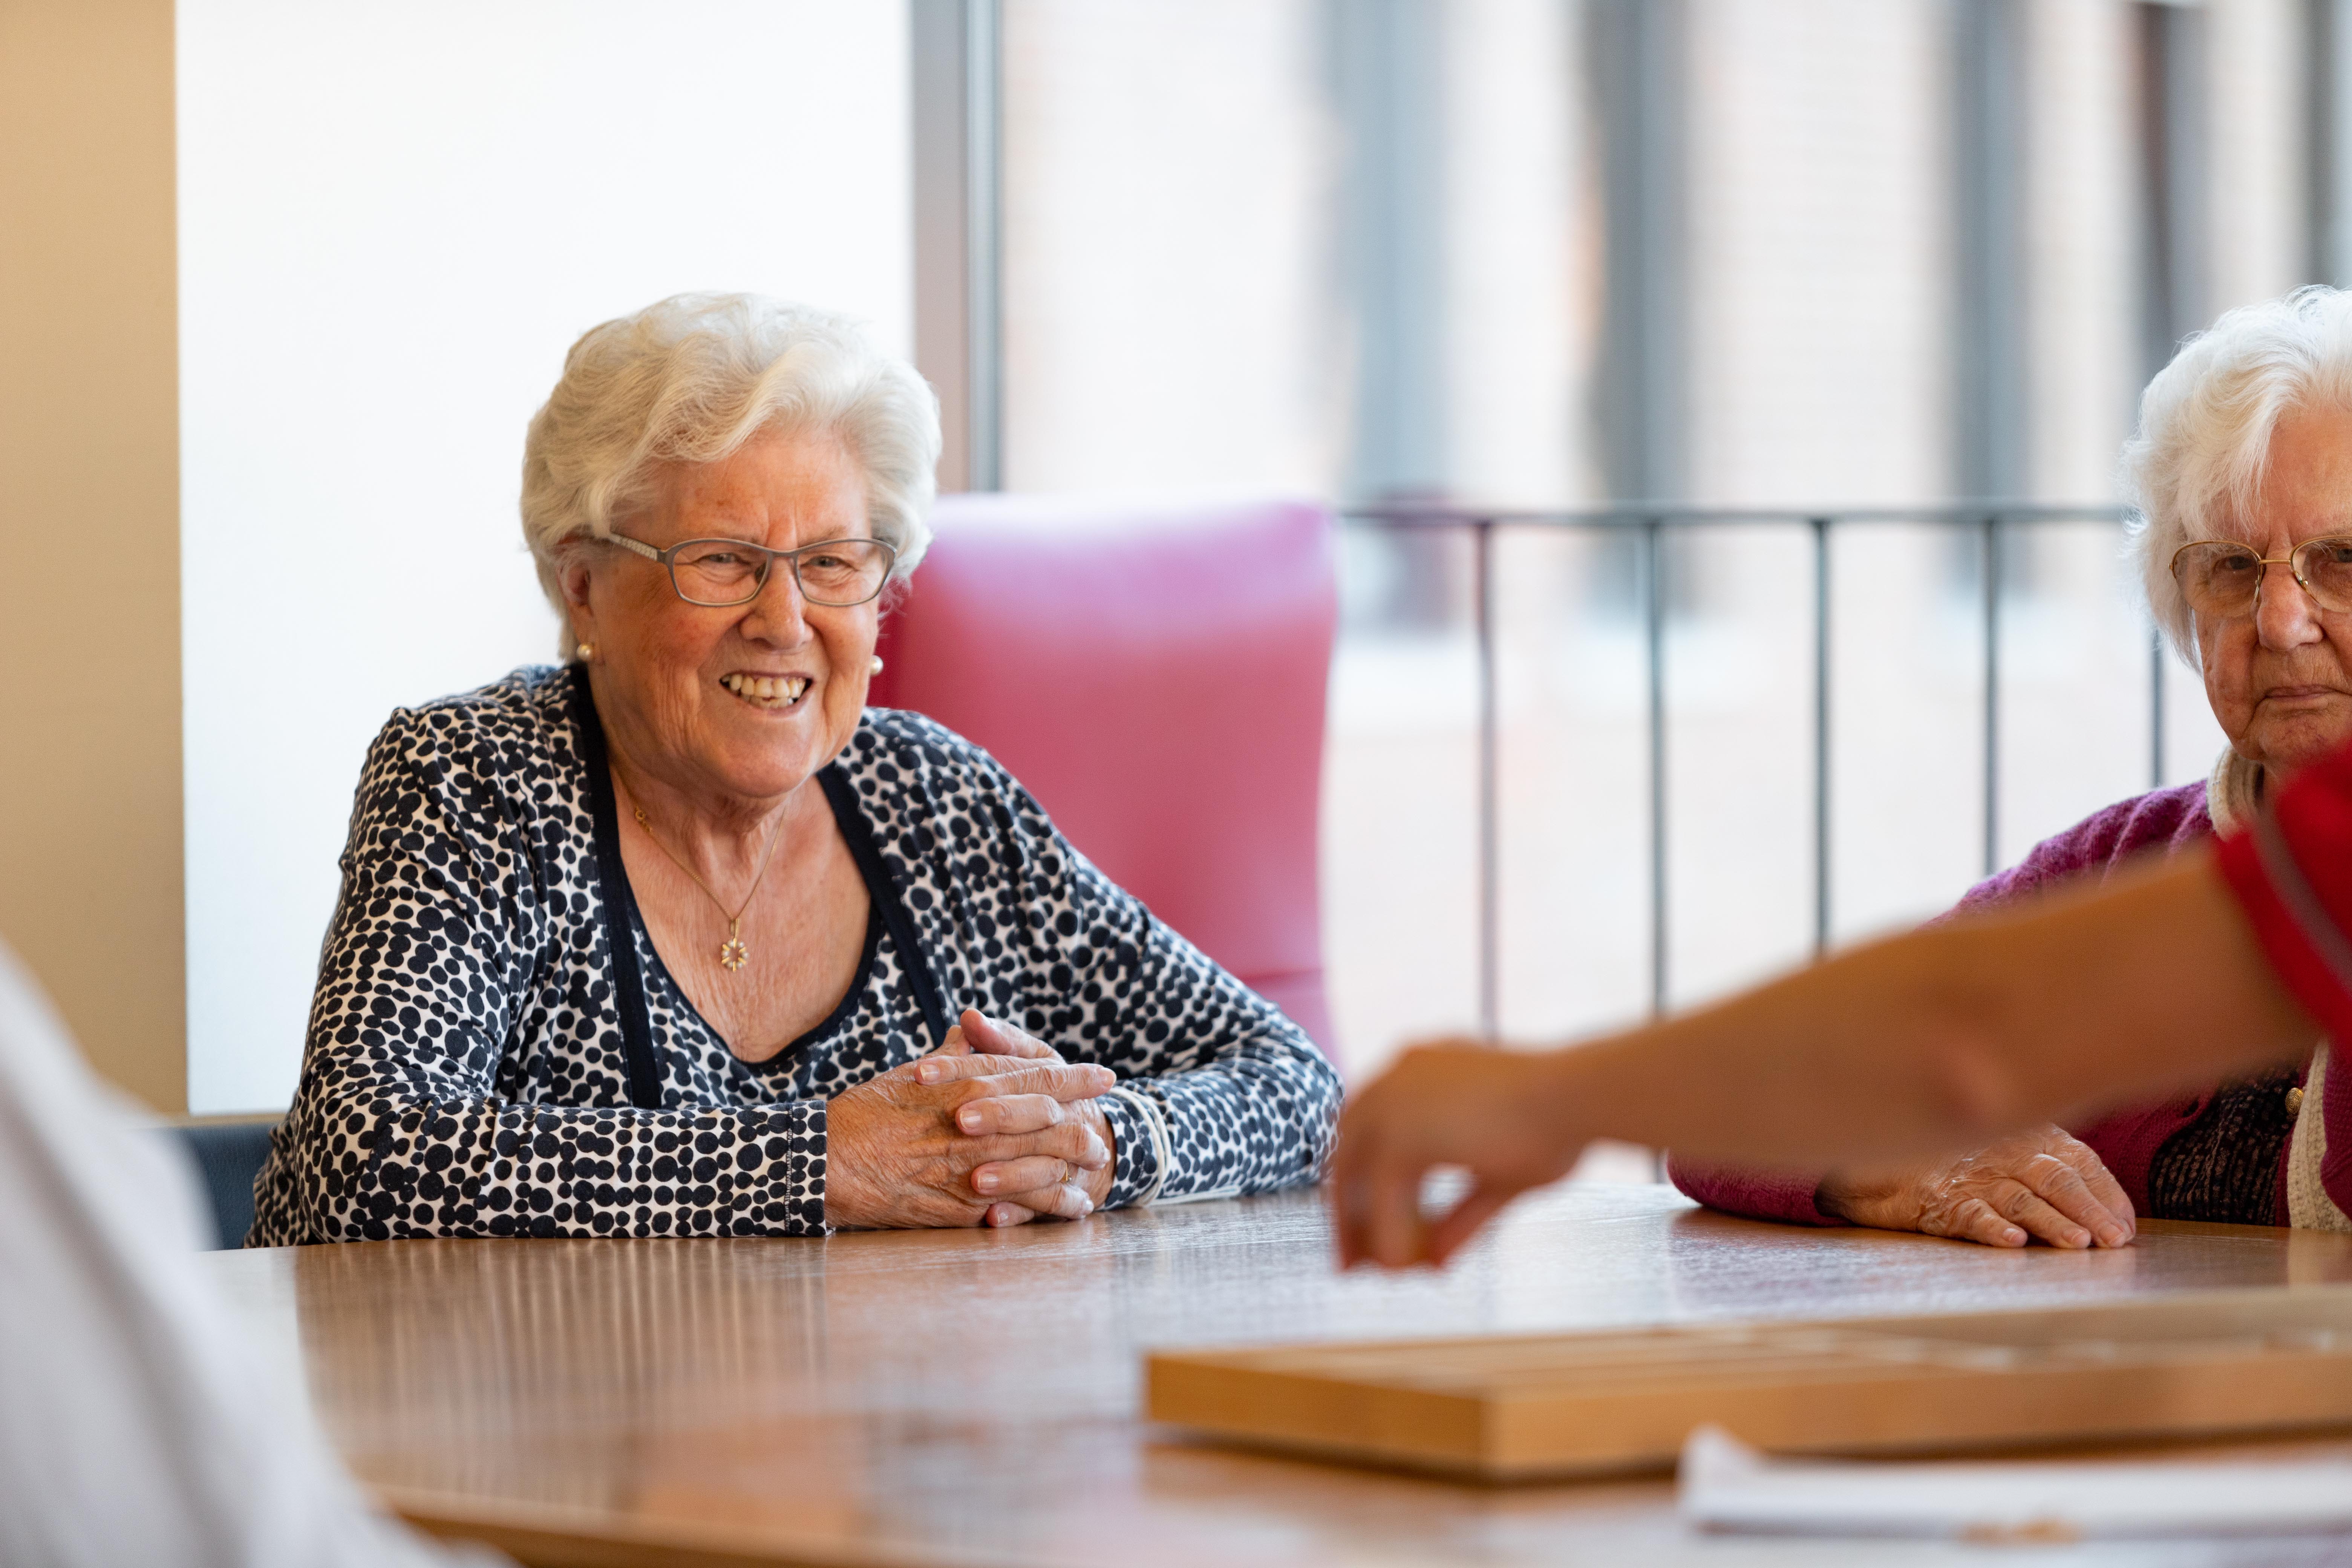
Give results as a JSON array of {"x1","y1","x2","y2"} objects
[
  {"x1": 1680, "y1": 1424, "x2": 2352, "y2": 1540},
  {"x1": 0, "y1": 939, "x2": 489, "y2": 1566}
]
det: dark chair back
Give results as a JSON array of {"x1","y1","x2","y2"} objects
[{"x1": 168, "y1": 1119, "x2": 278, "y2": 1248}]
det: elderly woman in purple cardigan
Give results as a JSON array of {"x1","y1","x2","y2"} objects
[{"x1": 1675, "y1": 287, "x2": 2352, "y2": 1248}]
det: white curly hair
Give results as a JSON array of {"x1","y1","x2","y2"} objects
[
  {"x1": 520, "y1": 293, "x2": 940, "y2": 657},
  {"x1": 2125, "y1": 285, "x2": 2352, "y2": 663}
]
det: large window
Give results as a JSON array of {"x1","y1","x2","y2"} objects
[{"x1": 995, "y1": 0, "x2": 2305, "y2": 1072}]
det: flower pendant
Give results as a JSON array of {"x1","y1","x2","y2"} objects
[{"x1": 720, "y1": 934, "x2": 749, "y2": 972}]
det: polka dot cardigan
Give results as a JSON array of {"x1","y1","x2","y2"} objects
[{"x1": 250, "y1": 665, "x2": 1340, "y2": 1244}]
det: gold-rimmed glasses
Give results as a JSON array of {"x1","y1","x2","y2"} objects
[
  {"x1": 604, "y1": 531, "x2": 897, "y2": 608},
  {"x1": 2170, "y1": 535, "x2": 2352, "y2": 620}
]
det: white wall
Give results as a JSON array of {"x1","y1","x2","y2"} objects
[
  {"x1": 179, "y1": 0, "x2": 912, "y2": 1112},
  {"x1": 1000, "y1": 0, "x2": 1344, "y2": 495}
]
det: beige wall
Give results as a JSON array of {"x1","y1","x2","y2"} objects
[{"x1": 0, "y1": 0, "x2": 184, "y2": 1110}]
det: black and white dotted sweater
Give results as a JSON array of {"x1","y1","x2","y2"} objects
[{"x1": 249, "y1": 665, "x2": 1340, "y2": 1245}]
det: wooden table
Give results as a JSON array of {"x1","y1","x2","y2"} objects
[{"x1": 205, "y1": 1184, "x2": 2352, "y2": 1567}]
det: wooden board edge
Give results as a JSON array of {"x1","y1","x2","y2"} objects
[
  {"x1": 1480, "y1": 1357, "x2": 2352, "y2": 1477},
  {"x1": 1148, "y1": 1353, "x2": 1494, "y2": 1469},
  {"x1": 1148, "y1": 1350, "x2": 2352, "y2": 1483}
]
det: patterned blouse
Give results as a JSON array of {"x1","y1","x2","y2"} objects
[{"x1": 250, "y1": 665, "x2": 1340, "y2": 1244}]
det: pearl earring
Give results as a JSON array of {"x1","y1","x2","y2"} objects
[
  {"x1": 575, "y1": 641, "x2": 596, "y2": 662},
  {"x1": 869, "y1": 655, "x2": 885, "y2": 675}
]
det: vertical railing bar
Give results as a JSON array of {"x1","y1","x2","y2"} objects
[
  {"x1": 1811, "y1": 516, "x2": 1832, "y2": 959},
  {"x1": 965, "y1": 0, "x2": 1004, "y2": 490},
  {"x1": 1981, "y1": 513, "x2": 2001, "y2": 878},
  {"x1": 1473, "y1": 519, "x2": 1499, "y2": 1042},
  {"x1": 2150, "y1": 626, "x2": 2167, "y2": 790},
  {"x1": 1327, "y1": 504, "x2": 2148, "y2": 1043},
  {"x1": 1646, "y1": 517, "x2": 1668, "y2": 1018}
]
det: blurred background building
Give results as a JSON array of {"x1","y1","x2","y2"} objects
[{"x1": 987, "y1": 0, "x2": 2331, "y2": 1081}]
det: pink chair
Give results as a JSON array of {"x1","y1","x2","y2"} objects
[{"x1": 870, "y1": 495, "x2": 1340, "y2": 1064}]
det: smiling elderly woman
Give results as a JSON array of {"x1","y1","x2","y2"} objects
[
  {"x1": 1673, "y1": 285, "x2": 2352, "y2": 1247},
  {"x1": 249, "y1": 293, "x2": 1340, "y2": 1244}
]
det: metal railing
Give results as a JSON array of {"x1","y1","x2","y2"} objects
[{"x1": 1340, "y1": 501, "x2": 2141, "y2": 1038}]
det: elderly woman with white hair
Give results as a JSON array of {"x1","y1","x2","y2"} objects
[
  {"x1": 1668, "y1": 285, "x2": 2352, "y2": 1246},
  {"x1": 249, "y1": 293, "x2": 1339, "y2": 1245}
]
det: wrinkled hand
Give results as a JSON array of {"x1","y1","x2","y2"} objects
[
  {"x1": 824, "y1": 1010, "x2": 1117, "y2": 1230},
  {"x1": 933, "y1": 1008, "x2": 1118, "y2": 1226},
  {"x1": 1816, "y1": 1125, "x2": 2135, "y2": 1249},
  {"x1": 1331, "y1": 1036, "x2": 1586, "y2": 1270}
]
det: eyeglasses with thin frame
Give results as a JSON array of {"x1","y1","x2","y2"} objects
[
  {"x1": 2170, "y1": 535, "x2": 2352, "y2": 621},
  {"x1": 604, "y1": 531, "x2": 897, "y2": 608}
]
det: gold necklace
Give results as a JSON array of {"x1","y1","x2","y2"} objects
[{"x1": 621, "y1": 785, "x2": 785, "y2": 973}]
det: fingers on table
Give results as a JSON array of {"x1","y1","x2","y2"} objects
[
  {"x1": 980, "y1": 1181, "x2": 1095, "y2": 1228},
  {"x1": 1935, "y1": 1178, "x2": 2093, "y2": 1249},
  {"x1": 1327, "y1": 1118, "x2": 1367, "y2": 1265},
  {"x1": 1929, "y1": 1193, "x2": 2033, "y2": 1248},
  {"x1": 1425, "y1": 1182, "x2": 1516, "y2": 1266},
  {"x1": 2062, "y1": 1147, "x2": 2138, "y2": 1240},
  {"x1": 2021, "y1": 1153, "x2": 2134, "y2": 1247},
  {"x1": 1359, "y1": 1164, "x2": 1429, "y2": 1269},
  {"x1": 1330, "y1": 1112, "x2": 1416, "y2": 1268}
]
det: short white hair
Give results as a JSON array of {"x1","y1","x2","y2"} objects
[
  {"x1": 2125, "y1": 285, "x2": 2352, "y2": 660},
  {"x1": 521, "y1": 293, "x2": 940, "y2": 647}
]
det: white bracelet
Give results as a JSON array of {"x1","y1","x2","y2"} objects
[{"x1": 1104, "y1": 1087, "x2": 1172, "y2": 1207}]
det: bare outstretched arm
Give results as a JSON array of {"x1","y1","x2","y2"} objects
[{"x1": 1331, "y1": 848, "x2": 2317, "y2": 1269}]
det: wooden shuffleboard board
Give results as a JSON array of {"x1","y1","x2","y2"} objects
[{"x1": 1146, "y1": 1285, "x2": 2352, "y2": 1481}]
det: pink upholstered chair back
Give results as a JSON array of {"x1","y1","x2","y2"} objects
[{"x1": 869, "y1": 495, "x2": 1339, "y2": 1063}]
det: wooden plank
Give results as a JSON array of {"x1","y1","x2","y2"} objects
[{"x1": 1147, "y1": 1284, "x2": 2352, "y2": 1480}]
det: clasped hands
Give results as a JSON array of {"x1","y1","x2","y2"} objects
[{"x1": 824, "y1": 1008, "x2": 1118, "y2": 1230}]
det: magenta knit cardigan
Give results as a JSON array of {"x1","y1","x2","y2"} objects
[{"x1": 1666, "y1": 781, "x2": 2305, "y2": 1227}]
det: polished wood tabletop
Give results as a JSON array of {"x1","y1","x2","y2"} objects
[{"x1": 205, "y1": 1183, "x2": 2352, "y2": 1567}]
